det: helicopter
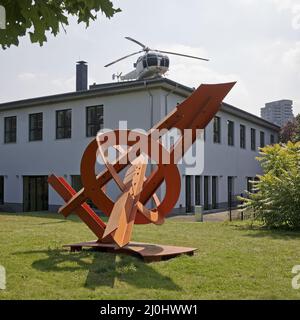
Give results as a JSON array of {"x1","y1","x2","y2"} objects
[{"x1": 105, "y1": 37, "x2": 210, "y2": 81}]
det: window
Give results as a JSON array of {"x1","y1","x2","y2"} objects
[
  {"x1": 270, "y1": 134, "x2": 275, "y2": 145},
  {"x1": 227, "y1": 120, "x2": 234, "y2": 146},
  {"x1": 86, "y1": 105, "x2": 103, "y2": 137},
  {"x1": 247, "y1": 177, "x2": 259, "y2": 194},
  {"x1": 247, "y1": 177, "x2": 254, "y2": 193},
  {"x1": 213, "y1": 116, "x2": 221, "y2": 143},
  {"x1": 228, "y1": 176, "x2": 234, "y2": 207},
  {"x1": 185, "y1": 175, "x2": 192, "y2": 213},
  {"x1": 71, "y1": 175, "x2": 96, "y2": 208},
  {"x1": 251, "y1": 128, "x2": 256, "y2": 151},
  {"x1": 204, "y1": 176, "x2": 210, "y2": 210},
  {"x1": 142, "y1": 56, "x2": 147, "y2": 68},
  {"x1": 29, "y1": 113, "x2": 43, "y2": 141},
  {"x1": 56, "y1": 109, "x2": 71, "y2": 139},
  {"x1": 4, "y1": 116, "x2": 16, "y2": 143},
  {"x1": 23, "y1": 176, "x2": 48, "y2": 212},
  {"x1": 240, "y1": 124, "x2": 246, "y2": 149},
  {"x1": 71, "y1": 175, "x2": 83, "y2": 192},
  {"x1": 160, "y1": 56, "x2": 169, "y2": 67},
  {"x1": 146, "y1": 54, "x2": 158, "y2": 66},
  {"x1": 212, "y1": 176, "x2": 218, "y2": 209},
  {"x1": 260, "y1": 131, "x2": 265, "y2": 148},
  {"x1": 0, "y1": 176, "x2": 4, "y2": 205},
  {"x1": 195, "y1": 175, "x2": 201, "y2": 206}
]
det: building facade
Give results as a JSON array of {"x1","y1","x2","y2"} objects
[
  {"x1": 0, "y1": 76, "x2": 279, "y2": 214},
  {"x1": 261, "y1": 99, "x2": 294, "y2": 127}
]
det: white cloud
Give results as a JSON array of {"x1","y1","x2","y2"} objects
[
  {"x1": 292, "y1": 4, "x2": 300, "y2": 29},
  {"x1": 51, "y1": 76, "x2": 75, "y2": 92},
  {"x1": 268, "y1": 0, "x2": 299, "y2": 11},
  {"x1": 282, "y1": 42, "x2": 300, "y2": 67},
  {"x1": 238, "y1": 0, "x2": 299, "y2": 11},
  {"x1": 0, "y1": 0, "x2": 298, "y2": 117},
  {"x1": 241, "y1": 0, "x2": 300, "y2": 29},
  {"x1": 268, "y1": 0, "x2": 300, "y2": 29},
  {"x1": 158, "y1": 44, "x2": 250, "y2": 109},
  {"x1": 18, "y1": 73, "x2": 37, "y2": 81}
]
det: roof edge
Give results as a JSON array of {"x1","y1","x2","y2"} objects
[
  {"x1": 0, "y1": 78, "x2": 192, "y2": 111},
  {"x1": 222, "y1": 102, "x2": 280, "y2": 131},
  {"x1": 0, "y1": 77, "x2": 280, "y2": 131}
]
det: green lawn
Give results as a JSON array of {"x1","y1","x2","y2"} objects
[{"x1": 0, "y1": 212, "x2": 300, "y2": 300}]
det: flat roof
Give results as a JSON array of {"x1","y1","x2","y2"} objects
[
  {"x1": 0, "y1": 78, "x2": 192, "y2": 111},
  {"x1": 0, "y1": 77, "x2": 280, "y2": 131}
]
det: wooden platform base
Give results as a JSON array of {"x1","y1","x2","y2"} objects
[{"x1": 63, "y1": 241, "x2": 197, "y2": 262}]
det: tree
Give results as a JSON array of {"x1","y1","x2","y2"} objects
[
  {"x1": 0, "y1": 0, "x2": 121, "y2": 49},
  {"x1": 280, "y1": 114, "x2": 300, "y2": 143},
  {"x1": 240, "y1": 142, "x2": 300, "y2": 229},
  {"x1": 294, "y1": 114, "x2": 300, "y2": 142}
]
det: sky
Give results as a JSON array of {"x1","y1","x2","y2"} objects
[{"x1": 0, "y1": 0, "x2": 299, "y2": 116}]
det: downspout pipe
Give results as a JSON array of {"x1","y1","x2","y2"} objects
[
  {"x1": 144, "y1": 80, "x2": 155, "y2": 207},
  {"x1": 164, "y1": 83, "x2": 179, "y2": 116},
  {"x1": 144, "y1": 80, "x2": 154, "y2": 129}
]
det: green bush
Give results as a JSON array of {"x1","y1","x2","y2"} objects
[{"x1": 240, "y1": 142, "x2": 300, "y2": 229}]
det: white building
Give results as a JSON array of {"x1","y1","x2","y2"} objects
[
  {"x1": 261, "y1": 100, "x2": 294, "y2": 127},
  {"x1": 0, "y1": 64, "x2": 279, "y2": 214}
]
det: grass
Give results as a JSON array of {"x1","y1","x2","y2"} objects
[{"x1": 0, "y1": 211, "x2": 300, "y2": 300}]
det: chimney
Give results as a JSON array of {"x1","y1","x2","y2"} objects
[{"x1": 76, "y1": 61, "x2": 88, "y2": 91}]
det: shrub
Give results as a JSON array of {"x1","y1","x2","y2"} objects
[{"x1": 240, "y1": 142, "x2": 300, "y2": 229}]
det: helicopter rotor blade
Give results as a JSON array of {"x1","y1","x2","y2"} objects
[
  {"x1": 155, "y1": 50, "x2": 209, "y2": 61},
  {"x1": 104, "y1": 50, "x2": 144, "y2": 67},
  {"x1": 125, "y1": 37, "x2": 147, "y2": 49}
]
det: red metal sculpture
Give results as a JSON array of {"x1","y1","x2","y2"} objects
[{"x1": 48, "y1": 82, "x2": 235, "y2": 262}]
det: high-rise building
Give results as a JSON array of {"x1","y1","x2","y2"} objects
[{"x1": 261, "y1": 100, "x2": 294, "y2": 127}]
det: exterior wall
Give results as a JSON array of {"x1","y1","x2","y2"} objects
[
  {"x1": 0, "y1": 85, "x2": 279, "y2": 214},
  {"x1": 0, "y1": 89, "x2": 163, "y2": 211},
  {"x1": 176, "y1": 110, "x2": 279, "y2": 213}
]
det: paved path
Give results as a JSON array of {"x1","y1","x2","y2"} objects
[{"x1": 169, "y1": 209, "x2": 243, "y2": 222}]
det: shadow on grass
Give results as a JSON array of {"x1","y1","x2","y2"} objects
[
  {"x1": 14, "y1": 249, "x2": 180, "y2": 291},
  {"x1": 36, "y1": 220, "x2": 68, "y2": 226},
  {"x1": 229, "y1": 222, "x2": 300, "y2": 240}
]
